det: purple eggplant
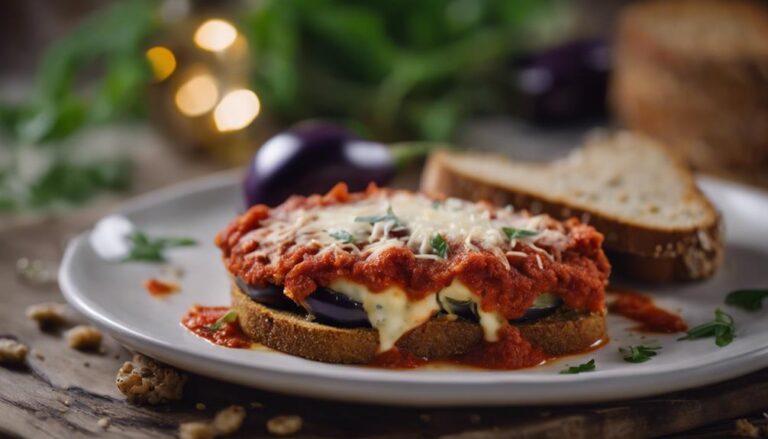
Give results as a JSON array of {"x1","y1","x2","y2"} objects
[
  {"x1": 236, "y1": 279, "x2": 302, "y2": 312},
  {"x1": 509, "y1": 39, "x2": 610, "y2": 124},
  {"x1": 304, "y1": 287, "x2": 371, "y2": 328},
  {"x1": 243, "y1": 121, "x2": 439, "y2": 207}
]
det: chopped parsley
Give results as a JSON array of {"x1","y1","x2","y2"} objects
[
  {"x1": 329, "y1": 230, "x2": 355, "y2": 244},
  {"x1": 725, "y1": 289, "x2": 768, "y2": 311},
  {"x1": 619, "y1": 344, "x2": 661, "y2": 363},
  {"x1": 432, "y1": 233, "x2": 448, "y2": 258},
  {"x1": 207, "y1": 310, "x2": 238, "y2": 332},
  {"x1": 354, "y1": 205, "x2": 401, "y2": 226},
  {"x1": 124, "y1": 231, "x2": 197, "y2": 262},
  {"x1": 678, "y1": 308, "x2": 735, "y2": 347},
  {"x1": 431, "y1": 200, "x2": 441, "y2": 209},
  {"x1": 559, "y1": 359, "x2": 595, "y2": 374},
  {"x1": 502, "y1": 227, "x2": 539, "y2": 240}
]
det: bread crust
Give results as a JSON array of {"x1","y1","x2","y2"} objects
[
  {"x1": 420, "y1": 147, "x2": 724, "y2": 283},
  {"x1": 232, "y1": 283, "x2": 606, "y2": 364}
]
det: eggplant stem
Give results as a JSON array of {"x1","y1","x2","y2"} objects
[{"x1": 389, "y1": 142, "x2": 457, "y2": 171}]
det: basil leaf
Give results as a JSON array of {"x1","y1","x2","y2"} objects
[
  {"x1": 431, "y1": 233, "x2": 448, "y2": 258},
  {"x1": 124, "y1": 231, "x2": 198, "y2": 263},
  {"x1": 559, "y1": 359, "x2": 595, "y2": 374},
  {"x1": 207, "y1": 310, "x2": 238, "y2": 332},
  {"x1": 619, "y1": 344, "x2": 661, "y2": 363},
  {"x1": 725, "y1": 289, "x2": 768, "y2": 311},
  {"x1": 354, "y1": 205, "x2": 401, "y2": 226},
  {"x1": 678, "y1": 308, "x2": 735, "y2": 347},
  {"x1": 502, "y1": 227, "x2": 539, "y2": 240},
  {"x1": 329, "y1": 230, "x2": 355, "y2": 244}
]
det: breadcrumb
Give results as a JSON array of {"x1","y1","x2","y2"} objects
[
  {"x1": 26, "y1": 303, "x2": 67, "y2": 330},
  {"x1": 97, "y1": 417, "x2": 110, "y2": 429},
  {"x1": 735, "y1": 418, "x2": 760, "y2": 438},
  {"x1": 266, "y1": 415, "x2": 302, "y2": 436},
  {"x1": 115, "y1": 354, "x2": 186, "y2": 405},
  {"x1": 195, "y1": 402, "x2": 207, "y2": 411},
  {"x1": 212, "y1": 405, "x2": 246, "y2": 436},
  {"x1": 0, "y1": 338, "x2": 28, "y2": 364},
  {"x1": 179, "y1": 422, "x2": 214, "y2": 439},
  {"x1": 66, "y1": 325, "x2": 102, "y2": 351}
]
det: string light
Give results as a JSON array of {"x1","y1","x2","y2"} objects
[
  {"x1": 175, "y1": 74, "x2": 219, "y2": 116},
  {"x1": 146, "y1": 46, "x2": 176, "y2": 81},
  {"x1": 214, "y1": 89, "x2": 261, "y2": 132},
  {"x1": 194, "y1": 19, "x2": 238, "y2": 52}
]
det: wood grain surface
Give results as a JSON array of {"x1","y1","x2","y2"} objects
[{"x1": 1, "y1": 126, "x2": 767, "y2": 438}]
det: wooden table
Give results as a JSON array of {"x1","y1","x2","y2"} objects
[{"x1": 1, "y1": 125, "x2": 767, "y2": 438}]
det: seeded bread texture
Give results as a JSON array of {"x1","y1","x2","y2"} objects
[
  {"x1": 232, "y1": 283, "x2": 606, "y2": 364},
  {"x1": 420, "y1": 132, "x2": 724, "y2": 282}
]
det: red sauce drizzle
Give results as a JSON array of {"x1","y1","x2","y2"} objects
[
  {"x1": 609, "y1": 289, "x2": 687, "y2": 333},
  {"x1": 181, "y1": 305, "x2": 252, "y2": 348},
  {"x1": 368, "y1": 348, "x2": 427, "y2": 369},
  {"x1": 366, "y1": 326, "x2": 548, "y2": 370},
  {"x1": 453, "y1": 326, "x2": 547, "y2": 370},
  {"x1": 144, "y1": 278, "x2": 179, "y2": 297}
]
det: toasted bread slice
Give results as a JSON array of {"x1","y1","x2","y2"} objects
[
  {"x1": 232, "y1": 283, "x2": 606, "y2": 364},
  {"x1": 420, "y1": 131, "x2": 724, "y2": 282}
]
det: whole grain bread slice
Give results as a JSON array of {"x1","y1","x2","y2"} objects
[
  {"x1": 232, "y1": 283, "x2": 606, "y2": 364},
  {"x1": 420, "y1": 131, "x2": 724, "y2": 282}
]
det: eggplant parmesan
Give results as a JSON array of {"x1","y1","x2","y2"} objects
[{"x1": 214, "y1": 183, "x2": 611, "y2": 368}]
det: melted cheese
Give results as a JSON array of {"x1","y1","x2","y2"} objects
[
  {"x1": 329, "y1": 279, "x2": 440, "y2": 352},
  {"x1": 330, "y1": 279, "x2": 506, "y2": 351}
]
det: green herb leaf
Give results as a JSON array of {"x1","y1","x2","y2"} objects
[
  {"x1": 502, "y1": 227, "x2": 539, "y2": 240},
  {"x1": 678, "y1": 308, "x2": 735, "y2": 347},
  {"x1": 619, "y1": 344, "x2": 661, "y2": 363},
  {"x1": 207, "y1": 310, "x2": 238, "y2": 332},
  {"x1": 431, "y1": 233, "x2": 448, "y2": 258},
  {"x1": 124, "y1": 231, "x2": 198, "y2": 263},
  {"x1": 354, "y1": 205, "x2": 401, "y2": 226},
  {"x1": 431, "y1": 200, "x2": 441, "y2": 210},
  {"x1": 725, "y1": 289, "x2": 768, "y2": 311},
  {"x1": 559, "y1": 359, "x2": 595, "y2": 374},
  {"x1": 329, "y1": 230, "x2": 355, "y2": 244}
]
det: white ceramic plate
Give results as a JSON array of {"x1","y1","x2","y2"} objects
[{"x1": 59, "y1": 171, "x2": 768, "y2": 406}]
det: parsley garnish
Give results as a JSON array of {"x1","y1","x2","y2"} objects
[
  {"x1": 354, "y1": 205, "x2": 401, "y2": 226},
  {"x1": 207, "y1": 310, "x2": 238, "y2": 332},
  {"x1": 431, "y1": 233, "x2": 448, "y2": 258},
  {"x1": 725, "y1": 289, "x2": 768, "y2": 311},
  {"x1": 619, "y1": 344, "x2": 661, "y2": 363},
  {"x1": 329, "y1": 230, "x2": 355, "y2": 244},
  {"x1": 124, "y1": 231, "x2": 197, "y2": 262},
  {"x1": 559, "y1": 359, "x2": 595, "y2": 374},
  {"x1": 502, "y1": 227, "x2": 539, "y2": 240},
  {"x1": 678, "y1": 308, "x2": 735, "y2": 347},
  {"x1": 431, "y1": 200, "x2": 441, "y2": 210}
]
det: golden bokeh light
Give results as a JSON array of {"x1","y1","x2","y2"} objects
[
  {"x1": 194, "y1": 19, "x2": 238, "y2": 52},
  {"x1": 175, "y1": 74, "x2": 219, "y2": 116},
  {"x1": 213, "y1": 89, "x2": 261, "y2": 132},
  {"x1": 146, "y1": 46, "x2": 176, "y2": 81}
]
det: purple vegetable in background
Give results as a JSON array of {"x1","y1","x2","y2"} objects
[
  {"x1": 244, "y1": 121, "x2": 439, "y2": 207},
  {"x1": 509, "y1": 39, "x2": 610, "y2": 124}
]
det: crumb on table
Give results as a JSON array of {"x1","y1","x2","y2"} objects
[
  {"x1": 115, "y1": 354, "x2": 187, "y2": 405},
  {"x1": 0, "y1": 338, "x2": 28, "y2": 365},
  {"x1": 734, "y1": 418, "x2": 760, "y2": 438},
  {"x1": 25, "y1": 303, "x2": 68, "y2": 329},
  {"x1": 212, "y1": 405, "x2": 246, "y2": 436},
  {"x1": 97, "y1": 417, "x2": 110, "y2": 429},
  {"x1": 266, "y1": 415, "x2": 303, "y2": 437},
  {"x1": 179, "y1": 421, "x2": 214, "y2": 439},
  {"x1": 66, "y1": 325, "x2": 103, "y2": 351}
]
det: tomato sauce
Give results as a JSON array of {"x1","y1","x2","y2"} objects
[
  {"x1": 181, "y1": 305, "x2": 252, "y2": 348},
  {"x1": 367, "y1": 348, "x2": 428, "y2": 369},
  {"x1": 609, "y1": 289, "x2": 687, "y2": 333},
  {"x1": 144, "y1": 278, "x2": 179, "y2": 297}
]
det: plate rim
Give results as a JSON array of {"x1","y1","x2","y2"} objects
[{"x1": 58, "y1": 172, "x2": 768, "y2": 406}]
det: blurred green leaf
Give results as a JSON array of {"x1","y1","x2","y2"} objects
[{"x1": 28, "y1": 158, "x2": 131, "y2": 208}]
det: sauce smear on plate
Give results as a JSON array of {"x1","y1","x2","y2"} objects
[
  {"x1": 182, "y1": 305, "x2": 252, "y2": 348},
  {"x1": 609, "y1": 290, "x2": 687, "y2": 333}
]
